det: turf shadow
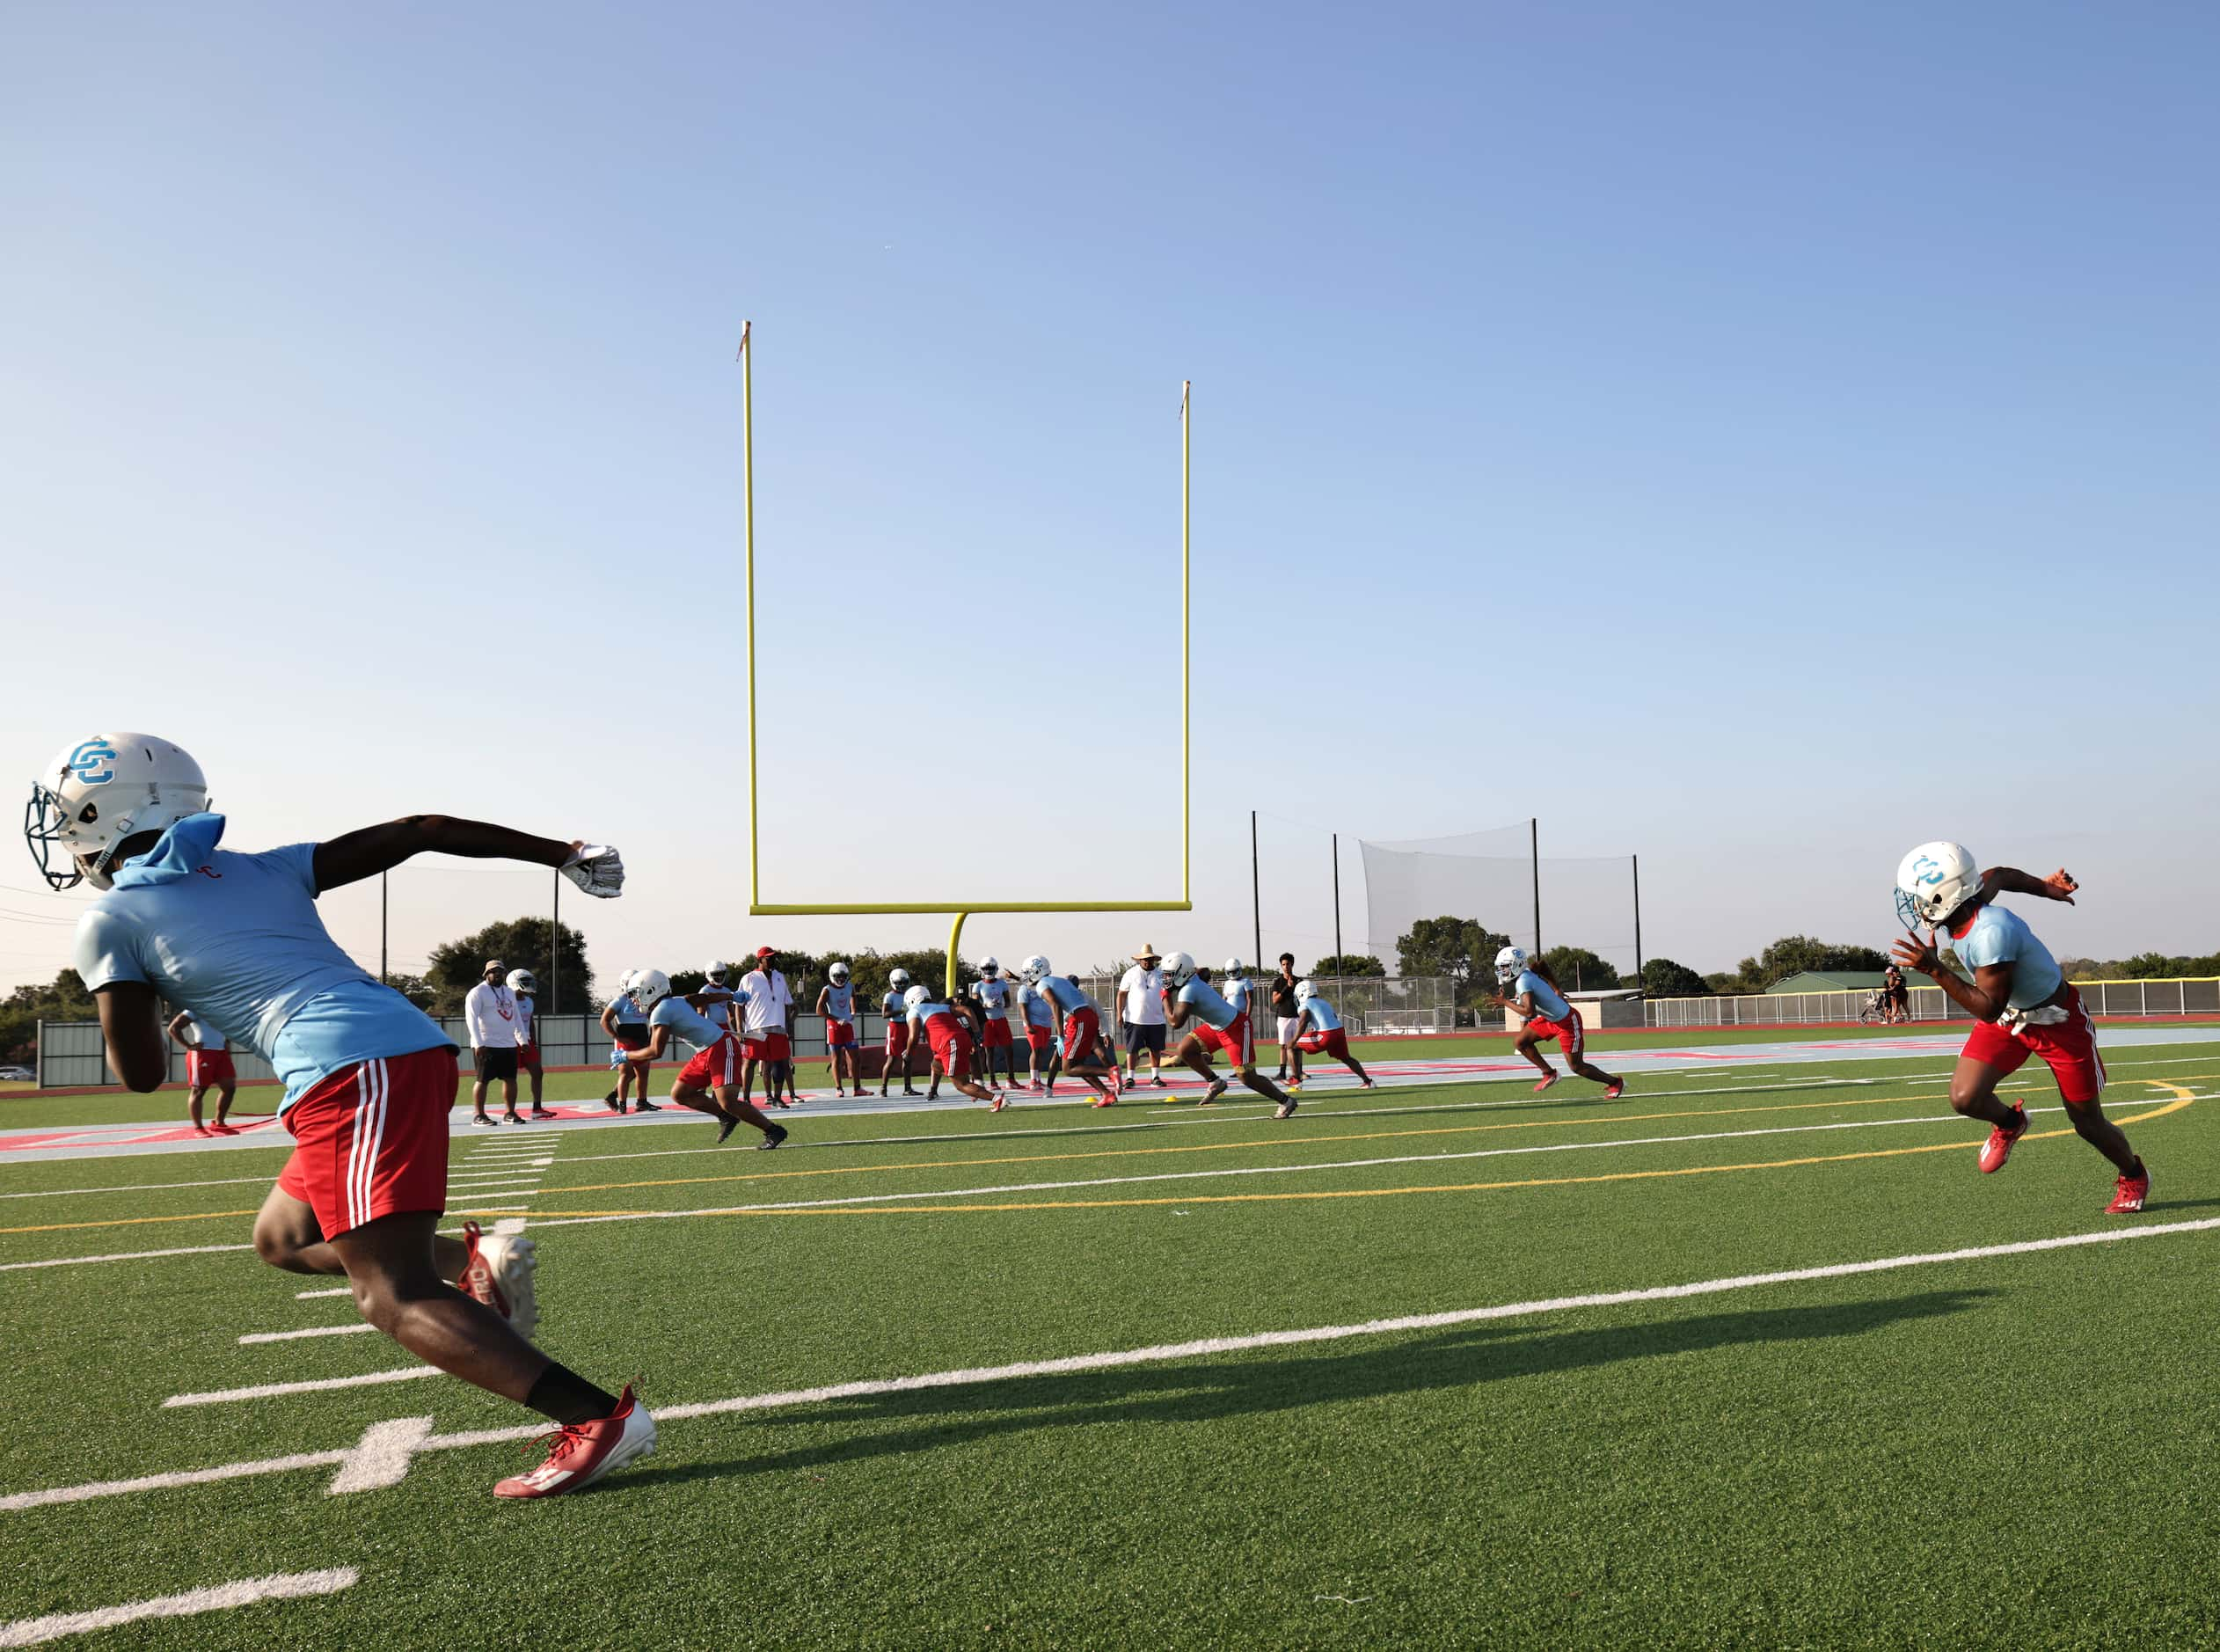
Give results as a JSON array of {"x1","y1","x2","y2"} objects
[{"x1": 620, "y1": 1288, "x2": 1989, "y2": 1491}]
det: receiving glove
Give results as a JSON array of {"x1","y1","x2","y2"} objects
[{"x1": 560, "y1": 843, "x2": 625, "y2": 898}]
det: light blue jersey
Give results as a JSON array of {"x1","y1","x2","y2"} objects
[
  {"x1": 975, "y1": 977, "x2": 1012, "y2": 1020},
  {"x1": 701, "y1": 983, "x2": 734, "y2": 1030},
  {"x1": 1515, "y1": 970, "x2": 1571, "y2": 1022},
  {"x1": 1175, "y1": 976, "x2": 1239, "y2": 1030},
  {"x1": 1947, "y1": 904, "x2": 2063, "y2": 1012},
  {"x1": 1019, "y1": 982, "x2": 1055, "y2": 1028},
  {"x1": 823, "y1": 982, "x2": 855, "y2": 1020},
  {"x1": 1223, "y1": 975, "x2": 1252, "y2": 1016},
  {"x1": 906, "y1": 998, "x2": 953, "y2": 1031},
  {"x1": 611, "y1": 990, "x2": 646, "y2": 1027},
  {"x1": 72, "y1": 814, "x2": 449, "y2": 1108},
  {"x1": 1038, "y1": 975, "x2": 1088, "y2": 1016},
  {"x1": 182, "y1": 1011, "x2": 229, "y2": 1051},
  {"x1": 649, "y1": 994, "x2": 727, "y2": 1052},
  {"x1": 1298, "y1": 995, "x2": 1342, "y2": 1033},
  {"x1": 882, "y1": 988, "x2": 907, "y2": 1020}
]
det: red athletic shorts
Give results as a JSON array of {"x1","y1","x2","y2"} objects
[
  {"x1": 825, "y1": 1019, "x2": 857, "y2": 1050},
  {"x1": 680, "y1": 1033, "x2": 743, "y2": 1091},
  {"x1": 925, "y1": 1016, "x2": 973, "y2": 1076},
  {"x1": 1960, "y1": 986, "x2": 2107, "y2": 1105},
  {"x1": 186, "y1": 1049, "x2": 236, "y2": 1087},
  {"x1": 982, "y1": 1019, "x2": 1013, "y2": 1049},
  {"x1": 276, "y1": 1046, "x2": 457, "y2": 1241},
  {"x1": 516, "y1": 1042, "x2": 541, "y2": 1068},
  {"x1": 1026, "y1": 1024, "x2": 1054, "y2": 1053},
  {"x1": 742, "y1": 1031, "x2": 791, "y2": 1062},
  {"x1": 1198, "y1": 1012, "x2": 1255, "y2": 1067},
  {"x1": 1296, "y1": 1027, "x2": 1350, "y2": 1059},
  {"x1": 1062, "y1": 1006, "x2": 1101, "y2": 1064},
  {"x1": 885, "y1": 1022, "x2": 910, "y2": 1056},
  {"x1": 1528, "y1": 1010, "x2": 1585, "y2": 1060}
]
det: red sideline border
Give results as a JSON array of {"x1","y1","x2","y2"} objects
[{"x1": 11, "y1": 1013, "x2": 2219, "y2": 1100}]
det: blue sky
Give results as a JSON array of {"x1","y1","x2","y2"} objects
[{"x1": 4, "y1": 0, "x2": 2216, "y2": 992}]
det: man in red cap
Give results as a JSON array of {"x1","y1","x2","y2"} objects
[{"x1": 735, "y1": 945, "x2": 800, "y2": 1109}]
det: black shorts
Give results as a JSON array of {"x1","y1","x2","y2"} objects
[
  {"x1": 474, "y1": 1046, "x2": 520, "y2": 1082},
  {"x1": 1122, "y1": 1021, "x2": 1166, "y2": 1055},
  {"x1": 612, "y1": 1023, "x2": 649, "y2": 1051}
]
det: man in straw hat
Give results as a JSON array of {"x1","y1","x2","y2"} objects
[{"x1": 1117, "y1": 943, "x2": 1171, "y2": 1089}]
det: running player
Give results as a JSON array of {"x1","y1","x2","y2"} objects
[
  {"x1": 1161, "y1": 951, "x2": 1297, "y2": 1117},
  {"x1": 1019, "y1": 957, "x2": 1121, "y2": 1105},
  {"x1": 620, "y1": 969, "x2": 787, "y2": 1150},
  {"x1": 1890, "y1": 843, "x2": 2146, "y2": 1212},
  {"x1": 968, "y1": 956, "x2": 1019, "y2": 1093},
  {"x1": 1497, "y1": 946, "x2": 1625, "y2": 1097},
  {"x1": 1283, "y1": 980, "x2": 1376, "y2": 1092},
  {"x1": 879, "y1": 967, "x2": 922, "y2": 1098},
  {"x1": 816, "y1": 961, "x2": 864, "y2": 1097},
  {"x1": 924, "y1": 990, "x2": 985, "y2": 1101},
  {"x1": 164, "y1": 1007, "x2": 237, "y2": 1134},
  {"x1": 508, "y1": 968, "x2": 554, "y2": 1119},
  {"x1": 600, "y1": 974, "x2": 658, "y2": 1114},
  {"x1": 1018, "y1": 969, "x2": 1057, "y2": 1093},
  {"x1": 30, "y1": 731, "x2": 653, "y2": 1498},
  {"x1": 903, "y1": 984, "x2": 1003, "y2": 1109}
]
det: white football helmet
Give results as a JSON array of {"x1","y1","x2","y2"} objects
[
  {"x1": 705, "y1": 960, "x2": 730, "y2": 982},
  {"x1": 829, "y1": 961, "x2": 850, "y2": 981},
  {"x1": 1223, "y1": 956, "x2": 1246, "y2": 977},
  {"x1": 1019, "y1": 955, "x2": 1051, "y2": 983},
  {"x1": 506, "y1": 969, "x2": 537, "y2": 995},
  {"x1": 632, "y1": 969, "x2": 673, "y2": 1009},
  {"x1": 1295, "y1": 978, "x2": 1317, "y2": 1005},
  {"x1": 1896, "y1": 842, "x2": 1983, "y2": 928},
  {"x1": 979, "y1": 955, "x2": 1000, "y2": 975},
  {"x1": 1494, "y1": 945, "x2": 1529, "y2": 987},
  {"x1": 889, "y1": 967, "x2": 912, "y2": 988},
  {"x1": 1162, "y1": 950, "x2": 1198, "y2": 985},
  {"x1": 26, "y1": 733, "x2": 210, "y2": 890},
  {"x1": 902, "y1": 983, "x2": 931, "y2": 1011}
]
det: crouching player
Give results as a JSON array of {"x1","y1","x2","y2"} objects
[
  {"x1": 1891, "y1": 843, "x2": 2146, "y2": 1212},
  {"x1": 623, "y1": 969, "x2": 788, "y2": 1150},
  {"x1": 1497, "y1": 947, "x2": 1625, "y2": 1098},
  {"x1": 1284, "y1": 980, "x2": 1376, "y2": 1092},
  {"x1": 903, "y1": 984, "x2": 1003, "y2": 1109},
  {"x1": 817, "y1": 961, "x2": 864, "y2": 1097},
  {"x1": 1161, "y1": 951, "x2": 1297, "y2": 1118},
  {"x1": 1018, "y1": 957, "x2": 1121, "y2": 1106},
  {"x1": 879, "y1": 967, "x2": 923, "y2": 1098},
  {"x1": 31, "y1": 732, "x2": 652, "y2": 1499}
]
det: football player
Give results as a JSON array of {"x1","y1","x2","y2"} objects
[
  {"x1": 816, "y1": 961, "x2": 864, "y2": 1097},
  {"x1": 164, "y1": 1007, "x2": 238, "y2": 1135},
  {"x1": 1017, "y1": 969, "x2": 1058, "y2": 1093},
  {"x1": 508, "y1": 968, "x2": 554, "y2": 1119},
  {"x1": 1161, "y1": 951, "x2": 1297, "y2": 1117},
  {"x1": 879, "y1": 967, "x2": 923, "y2": 1098},
  {"x1": 30, "y1": 731, "x2": 653, "y2": 1499},
  {"x1": 620, "y1": 969, "x2": 788, "y2": 1150},
  {"x1": 1283, "y1": 980, "x2": 1376, "y2": 1092},
  {"x1": 1018, "y1": 957, "x2": 1121, "y2": 1106},
  {"x1": 968, "y1": 956, "x2": 1019, "y2": 1093},
  {"x1": 1890, "y1": 843, "x2": 2145, "y2": 1212},
  {"x1": 1497, "y1": 946, "x2": 1625, "y2": 1098},
  {"x1": 903, "y1": 984, "x2": 1002, "y2": 1108},
  {"x1": 600, "y1": 974, "x2": 658, "y2": 1114}
]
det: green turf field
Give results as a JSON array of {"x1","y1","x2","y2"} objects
[{"x1": 2, "y1": 1042, "x2": 2216, "y2": 1648}]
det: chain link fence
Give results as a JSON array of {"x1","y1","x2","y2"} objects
[{"x1": 1642, "y1": 976, "x2": 2220, "y2": 1029}]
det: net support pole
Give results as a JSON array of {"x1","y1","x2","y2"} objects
[
  {"x1": 379, "y1": 872, "x2": 388, "y2": 984},
  {"x1": 1331, "y1": 833, "x2": 1343, "y2": 995},
  {"x1": 946, "y1": 913, "x2": 968, "y2": 1002},
  {"x1": 1250, "y1": 811, "x2": 1261, "y2": 971},
  {"x1": 1632, "y1": 854, "x2": 1643, "y2": 990},
  {"x1": 551, "y1": 868, "x2": 562, "y2": 1014},
  {"x1": 741, "y1": 320, "x2": 759, "y2": 912},
  {"x1": 1530, "y1": 817, "x2": 1543, "y2": 958}
]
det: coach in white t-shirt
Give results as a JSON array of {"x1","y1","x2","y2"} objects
[
  {"x1": 736, "y1": 946, "x2": 800, "y2": 1109},
  {"x1": 1117, "y1": 943, "x2": 1169, "y2": 1087},
  {"x1": 464, "y1": 959, "x2": 524, "y2": 1124}
]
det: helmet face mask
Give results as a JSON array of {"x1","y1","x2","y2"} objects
[
  {"x1": 979, "y1": 956, "x2": 999, "y2": 976},
  {"x1": 506, "y1": 969, "x2": 537, "y2": 995},
  {"x1": 1162, "y1": 951, "x2": 1197, "y2": 985},
  {"x1": 889, "y1": 968, "x2": 911, "y2": 988},
  {"x1": 1019, "y1": 955, "x2": 1051, "y2": 984},
  {"x1": 632, "y1": 969, "x2": 673, "y2": 1010},
  {"x1": 705, "y1": 961, "x2": 729, "y2": 982},
  {"x1": 829, "y1": 961, "x2": 850, "y2": 981},
  {"x1": 25, "y1": 733, "x2": 209, "y2": 891},
  {"x1": 1223, "y1": 957, "x2": 1245, "y2": 977},
  {"x1": 1895, "y1": 842, "x2": 1982, "y2": 929},
  {"x1": 1493, "y1": 945, "x2": 1529, "y2": 988}
]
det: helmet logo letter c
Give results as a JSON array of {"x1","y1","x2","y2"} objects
[{"x1": 67, "y1": 740, "x2": 117, "y2": 786}]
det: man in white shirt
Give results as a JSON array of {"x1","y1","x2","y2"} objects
[
  {"x1": 464, "y1": 959, "x2": 525, "y2": 1125},
  {"x1": 1117, "y1": 944, "x2": 1170, "y2": 1088},
  {"x1": 735, "y1": 945, "x2": 800, "y2": 1109}
]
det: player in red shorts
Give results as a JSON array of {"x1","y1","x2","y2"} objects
[
  {"x1": 1282, "y1": 980, "x2": 1376, "y2": 1093},
  {"x1": 1891, "y1": 842, "x2": 2147, "y2": 1212},
  {"x1": 1162, "y1": 951, "x2": 1297, "y2": 1118},
  {"x1": 621, "y1": 969, "x2": 787, "y2": 1149},
  {"x1": 32, "y1": 731, "x2": 652, "y2": 1498},
  {"x1": 508, "y1": 968, "x2": 555, "y2": 1120},
  {"x1": 966, "y1": 956, "x2": 1019, "y2": 1093},
  {"x1": 903, "y1": 984, "x2": 1004, "y2": 1108},
  {"x1": 815, "y1": 961, "x2": 865, "y2": 1097},
  {"x1": 164, "y1": 1007, "x2": 238, "y2": 1134},
  {"x1": 879, "y1": 967, "x2": 924, "y2": 1098},
  {"x1": 1496, "y1": 946, "x2": 1625, "y2": 1098},
  {"x1": 1018, "y1": 956, "x2": 1121, "y2": 1105}
]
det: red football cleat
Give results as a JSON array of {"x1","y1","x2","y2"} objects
[
  {"x1": 1603, "y1": 1079, "x2": 1625, "y2": 1100},
  {"x1": 1978, "y1": 1103, "x2": 2029, "y2": 1174},
  {"x1": 2106, "y1": 1163, "x2": 2150, "y2": 1214},
  {"x1": 1531, "y1": 1073, "x2": 1559, "y2": 1095},
  {"x1": 493, "y1": 1385, "x2": 656, "y2": 1499}
]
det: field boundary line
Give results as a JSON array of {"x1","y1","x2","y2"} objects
[{"x1": 0, "y1": 1568, "x2": 359, "y2": 1647}]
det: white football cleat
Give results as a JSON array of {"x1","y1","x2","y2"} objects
[{"x1": 457, "y1": 1220, "x2": 540, "y2": 1340}]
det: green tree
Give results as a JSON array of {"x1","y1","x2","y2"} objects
[
  {"x1": 0, "y1": 969, "x2": 97, "y2": 1064},
  {"x1": 1540, "y1": 947, "x2": 1620, "y2": 991},
  {"x1": 1309, "y1": 954, "x2": 1386, "y2": 978},
  {"x1": 1733, "y1": 936, "x2": 1892, "y2": 991},
  {"x1": 426, "y1": 917, "x2": 595, "y2": 1015},
  {"x1": 1640, "y1": 958, "x2": 1711, "y2": 998},
  {"x1": 1394, "y1": 916, "x2": 1509, "y2": 1003}
]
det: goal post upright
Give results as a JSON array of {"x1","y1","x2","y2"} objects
[{"x1": 740, "y1": 327, "x2": 1192, "y2": 999}]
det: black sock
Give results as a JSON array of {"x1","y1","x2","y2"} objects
[{"x1": 526, "y1": 1361, "x2": 621, "y2": 1426}]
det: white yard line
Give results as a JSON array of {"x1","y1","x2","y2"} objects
[
  {"x1": 0, "y1": 1243, "x2": 253, "y2": 1273},
  {"x1": 0, "y1": 1569, "x2": 359, "y2": 1647},
  {"x1": 238, "y1": 1324, "x2": 378, "y2": 1344},
  {"x1": 16, "y1": 1213, "x2": 2216, "y2": 1509},
  {"x1": 164, "y1": 1369, "x2": 442, "y2": 1408},
  {"x1": 294, "y1": 1286, "x2": 351, "y2": 1299}
]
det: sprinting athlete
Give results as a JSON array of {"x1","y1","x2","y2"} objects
[
  {"x1": 924, "y1": 992, "x2": 985, "y2": 1102},
  {"x1": 622, "y1": 969, "x2": 787, "y2": 1150},
  {"x1": 1284, "y1": 980, "x2": 1376, "y2": 1091},
  {"x1": 31, "y1": 731, "x2": 652, "y2": 1499},
  {"x1": 1497, "y1": 947, "x2": 1624, "y2": 1097},
  {"x1": 1018, "y1": 973, "x2": 1057, "y2": 1093},
  {"x1": 1161, "y1": 951, "x2": 1297, "y2": 1117},
  {"x1": 904, "y1": 985, "x2": 1002, "y2": 1109},
  {"x1": 164, "y1": 1007, "x2": 237, "y2": 1134},
  {"x1": 880, "y1": 968, "x2": 922, "y2": 1098},
  {"x1": 1019, "y1": 957, "x2": 1120, "y2": 1105},
  {"x1": 968, "y1": 957, "x2": 1019, "y2": 1093},
  {"x1": 601, "y1": 975, "x2": 658, "y2": 1115},
  {"x1": 508, "y1": 968, "x2": 554, "y2": 1120},
  {"x1": 816, "y1": 961, "x2": 864, "y2": 1097},
  {"x1": 1891, "y1": 842, "x2": 2146, "y2": 1212}
]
